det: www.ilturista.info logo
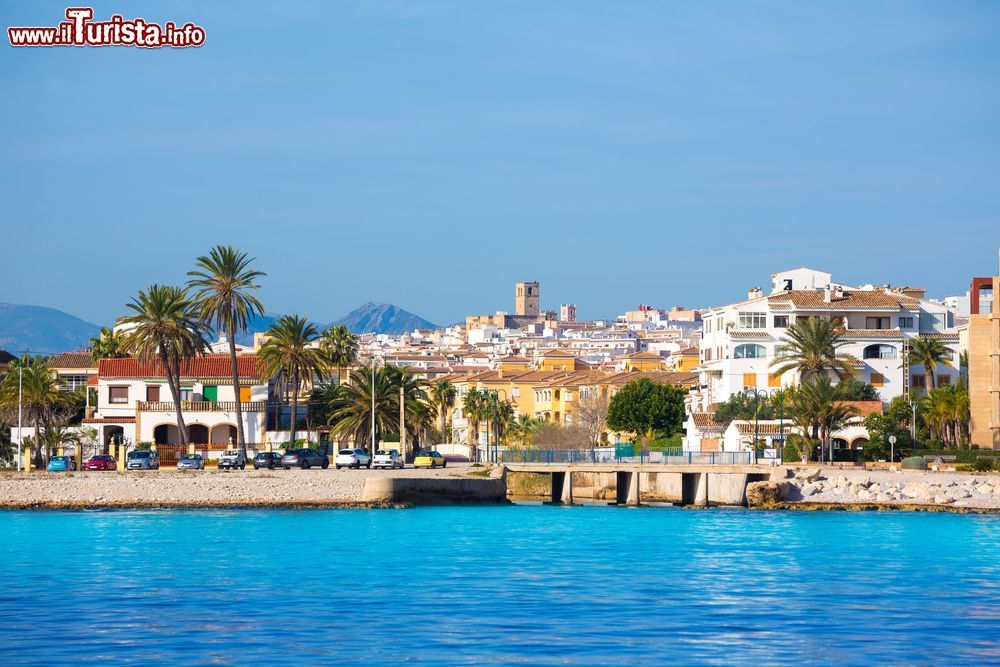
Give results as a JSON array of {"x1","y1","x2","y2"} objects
[{"x1": 8, "y1": 7, "x2": 205, "y2": 48}]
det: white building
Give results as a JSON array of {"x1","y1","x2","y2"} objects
[{"x1": 690, "y1": 268, "x2": 960, "y2": 413}]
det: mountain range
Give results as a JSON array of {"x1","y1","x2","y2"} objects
[{"x1": 0, "y1": 301, "x2": 440, "y2": 354}]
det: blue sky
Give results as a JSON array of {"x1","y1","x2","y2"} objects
[{"x1": 2, "y1": 1, "x2": 999, "y2": 327}]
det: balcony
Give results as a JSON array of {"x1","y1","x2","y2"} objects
[{"x1": 137, "y1": 400, "x2": 268, "y2": 413}]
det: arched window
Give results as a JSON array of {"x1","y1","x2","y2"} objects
[
  {"x1": 863, "y1": 344, "x2": 897, "y2": 360},
  {"x1": 733, "y1": 344, "x2": 766, "y2": 359}
]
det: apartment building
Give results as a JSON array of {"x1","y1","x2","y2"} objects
[
  {"x1": 969, "y1": 254, "x2": 1000, "y2": 449},
  {"x1": 691, "y1": 267, "x2": 959, "y2": 412}
]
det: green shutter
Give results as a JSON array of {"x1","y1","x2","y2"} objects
[{"x1": 203, "y1": 385, "x2": 218, "y2": 402}]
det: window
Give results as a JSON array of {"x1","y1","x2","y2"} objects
[
  {"x1": 734, "y1": 344, "x2": 766, "y2": 359},
  {"x1": 511, "y1": 388, "x2": 520, "y2": 397},
  {"x1": 239, "y1": 386, "x2": 252, "y2": 402},
  {"x1": 768, "y1": 373, "x2": 781, "y2": 388},
  {"x1": 742, "y1": 373, "x2": 757, "y2": 388},
  {"x1": 59, "y1": 374, "x2": 89, "y2": 391},
  {"x1": 146, "y1": 386, "x2": 160, "y2": 402},
  {"x1": 899, "y1": 316, "x2": 914, "y2": 329},
  {"x1": 911, "y1": 374, "x2": 926, "y2": 389},
  {"x1": 863, "y1": 344, "x2": 897, "y2": 360},
  {"x1": 773, "y1": 316, "x2": 789, "y2": 328},
  {"x1": 937, "y1": 374, "x2": 951, "y2": 386},
  {"x1": 738, "y1": 312, "x2": 766, "y2": 329},
  {"x1": 865, "y1": 317, "x2": 890, "y2": 330},
  {"x1": 180, "y1": 387, "x2": 193, "y2": 402},
  {"x1": 202, "y1": 386, "x2": 218, "y2": 402},
  {"x1": 870, "y1": 372, "x2": 885, "y2": 388},
  {"x1": 919, "y1": 312, "x2": 945, "y2": 332},
  {"x1": 704, "y1": 348, "x2": 712, "y2": 361},
  {"x1": 109, "y1": 386, "x2": 129, "y2": 404},
  {"x1": 705, "y1": 320, "x2": 711, "y2": 333}
]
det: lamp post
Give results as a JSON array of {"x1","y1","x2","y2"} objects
[
  {"x1": 16, "y1": 359, "x2": 23, "y2": 472},
  {"x1": 369, "y1": 355, "x2": 376, "y2": 454}
]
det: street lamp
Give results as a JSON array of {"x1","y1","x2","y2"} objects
[
  {"x1": 369, "y1": 355, "x2": 376, "y2": 454},
  {"x1": 743, "y1": 387, "x2": 784, "y2": 464},
  {"x1": 16, "y1": 359, "x2": 23, "y2": 472}
]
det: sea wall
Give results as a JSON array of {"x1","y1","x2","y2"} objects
[{"x1": 362, "y1": 476, "x2": 507, "y2": 504}]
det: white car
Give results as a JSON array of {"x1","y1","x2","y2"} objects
[
  {"x1": 373, "y1": 449, "x2": 404, "y2": 470},
  {"x1": 218, "y1": 450, "x2": 246, "y2": 470},
  {"x1": 335, "y1": 448, "x2": 371, "y2": 469}
]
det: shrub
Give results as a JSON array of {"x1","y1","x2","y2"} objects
[
  {"x1": 970, "y1": 458, "x2": 996, "y2": 473},
  {"x1": 901, "y1": 456, "x2": 928, "y2": 470}
]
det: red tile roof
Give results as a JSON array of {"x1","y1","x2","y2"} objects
[
  {"x1": 98, "y1": 355, "x2": 260, "y2": 380},
  {"x1": 49, "y1": 352, "x2": 98, "y2": 369}
]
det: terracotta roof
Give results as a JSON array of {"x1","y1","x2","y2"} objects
[
  {"x1": 690, "y1": 413, "x2": 722, "y2": 430},
  {"x1": 768, "y1": 289, "x2": 919, "y2": 310},
  {"x1": 627, "y1": 351, "x2": 664, "y2": 360},
  {"x1": 98, "y1": 355, "x2": 260, "y2": 380},
  {"x1": 677, "y1": 346, "x2": 700, "y2": 355},
  {"x1": 734, "y1": 421, "x2": 794, "y2": 436},
  {"x1": 49, "y1": 352, "x2": 97, "y2": 369},
  {"x1": 82, "y1": 416, "x2": 136, "y2": 424},
  {"x1": 836, "y1": 400, "x2": 883, "y2": 417},
  {"x1": 919, "y1": 332, "x2": 960, "y2": 341}
]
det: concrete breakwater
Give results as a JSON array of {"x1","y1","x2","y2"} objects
[{"x1": 747, "y1": 467, "x2": 1000, "y2": 510}]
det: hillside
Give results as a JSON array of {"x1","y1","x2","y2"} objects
[
  {"x1": 0, "y1": 303, "x2": 101, "y2": 354},
  {"x1": 331, "y1": 302, "x2": 439, "y2": 334}
]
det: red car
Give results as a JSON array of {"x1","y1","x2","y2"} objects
[{"x1": 85, "y1": 454, "x2": 116, "y2": 471}]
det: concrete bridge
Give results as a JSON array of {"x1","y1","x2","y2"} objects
[{"x1": 502, "y1": 462, "x2": 775, "y2": 506}]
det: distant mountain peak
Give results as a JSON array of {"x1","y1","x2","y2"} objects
[
  {"x1": 0, "y1": 302, "x2": 101, "y2": 355},
  {"x1": 332, "y1": 302, "x2": 438, "y2": 335}
]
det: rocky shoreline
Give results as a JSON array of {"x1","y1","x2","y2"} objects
[{"x1": 747, "y1": 467, "x2": 1000, "y2": 512}]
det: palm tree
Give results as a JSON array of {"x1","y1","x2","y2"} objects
[
  {"x1": 118, "y1": 285, "x2": 209, "y2": 445},
  {"x1": 771, "y1": 317, "x2": 859, "y2": 381},
  {"x1": 0, "y1": 355, "x2": 72, "y2": 466},
  {"x1": 429, "y1": 379, "x2": 457, "y2": 436},
  {"x1": 327, "y1": 366, "x2": 403, "y2": 449},
  {"x1": 786, "y1": 375, "x2": 858, "y2": 463},
  {"x1": 258, "y1": 315, "x2": 325, "y2": 447},
  {"x1": 188, "y1": 245, "x2": 266, "y2": 457},
  {"x1": 907, "y1": 337, "x2": 953, "y2": 391},
  {"x1": 320, "y1": 325, "x2": 358, "y2": 384},
  {"x1": 463, "y1": 389, "x2": 485, "y2": 449},
  {"x1": 89, "y1": 327, "x2": 127, "y2": 363}
]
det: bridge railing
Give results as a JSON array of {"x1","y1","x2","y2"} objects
[{"x1": 500, "y1": 450, "x2": 755, "y2": 465}]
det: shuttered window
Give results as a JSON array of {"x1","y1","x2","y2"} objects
[
  {"x1": 870, "y1": 373, "x2": 884, "y2": 388},
  {"x1": 146, "y1": 386, "x2": 160, "y2": 402},
  {"x1": 239, "y1": 386, "x2": 252, "y2": 402},
  {"x1": 109, "y1": 386, "x2": 129, "y2": 404},
  {"x1": 743, "y1": 373, "x2": 756, "y2": 388}
]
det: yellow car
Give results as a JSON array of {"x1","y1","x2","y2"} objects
[{"x1": 413, "y1": 450, "x2": 447, "y2": 469}]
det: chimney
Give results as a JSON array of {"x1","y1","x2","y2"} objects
[
  {"x1": 747, "y1": 287, "x2": 762, "y2": 300},
  {"x1": 824, "y1": 287, "x2": 832, "y2": 303}
]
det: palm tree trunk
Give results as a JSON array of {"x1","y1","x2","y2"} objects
[
  {"x1": 289, "y1": 370, "x2": 299, "y2": 446},
  {"x1": 161, "y1": 352, "x2": 189, "y2": 444},
  {"x1": 227, "y1": 318, "x2": 247, "y2": 457}
]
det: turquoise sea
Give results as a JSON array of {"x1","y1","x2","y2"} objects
[{"x1": 1, "y1": 505, "x2": 999, "y2": 666}]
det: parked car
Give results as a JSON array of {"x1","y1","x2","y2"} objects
[
  {"x1": 253, "y1": 451, "x2": 283, "y2": 470},
  {"x1": 85, "y1": 454, "x2": 116, "y2": 471},
  {"x1": 281, "y1": 448, "x2": 329, "y2": 470},
  {"x1": 335, "y1": 448, "x2": 371, "y2": 470},
  {"x1": 127, "y1": 450, "x2": 160, "y2": 470},
  {"x1": 176, "y1": 453, "x2": 205, "y2": 470},
  {"x1": 218, "y1": 450, "x2": 246, "y2": 470},
  {"x1": 373, "y1": 449, "x2": 403, "y2": 470},
  {"x1": 47, "y1": 455, "x2": 76, "y2": 472},
  {"x1": 413, "y1": 450, "x2": 447, "y2": 469}
]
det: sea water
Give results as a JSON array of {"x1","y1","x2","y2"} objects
[{"x1": 1, "y1": 505, "x2": 998, "y2": 666}]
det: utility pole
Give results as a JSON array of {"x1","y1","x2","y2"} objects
[
  {"x1": 369, "y1": 356, "x2": 376, "y2": 453},
  {"x1": 399, "y1": 385, "x2": 406, "y2": 464}
]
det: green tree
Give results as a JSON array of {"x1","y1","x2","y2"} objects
[
  {"x1": 117, "y1": 285, "x2": 208, "y2": 445},
  {"x1": 327, "y1": 366, "x2": 403, "y2": 449},
  {"x1": 606, "y1": 379, "x2": 687, "y2": 440},
  {"x1": 463, "y1": 389, "x2": 486, "y2": 448},
  {"x1": 188, "y1": 245, "x2": 266, "y2": 456},
  {"x1": 0, "y1": 356, "x2": 73, "y2": 466},
  {"x1": 863, "y1": 396, "x2": 915, "y2": 461},
  {"x1": 771, "y1": 316, "x2": 858, "y2": 381},
  {"x1": 258, "y1": 315, "x2": 325, "y2": 447},
  {"x1": 88, "y1": 326, "x2": 127, "y2": 363},
  {"x1": 786, "y1": 375, "x2": 859, "y2": 463},
  {"x1": 836, "y1": 378, "x2": 881, "y2": 402},
  {"x1": 713, "y1": 392, "x2": 776, "y2": 426},
  {"x1": 907, "y1": 337, "x2": 954, "y2": 391},
  {"x1": 429, "y1": 379, "x2": 457, "y2": 435},
  {"x1": 319, "y1": 325, "x2": 358, "y2": 384}
]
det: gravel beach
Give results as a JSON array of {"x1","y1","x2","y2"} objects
[{"x1": 0, "y1": 464, "x2": 477, "y2": 509}]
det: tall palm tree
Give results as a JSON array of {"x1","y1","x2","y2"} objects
[
  {"x1": 0, "y1": 355, "x2": 72, "y2": 466},
  {"x1": 463, "y1": 389, "x2": 484, "y2": 448},
  {"x1": 430, "y1": 379, "x2": 457, "y2": 436},
  {"x1": 786, "y1": 375, "x2": 858, "y2": 463},
  {"x1": 89, "y1": 327, "x2": 127, "y2": 363},
  {"x1": 907, "y1": 337, "x2": 953, "y2": 391},
  {"x1": 771, "y1": 316, "x2": 859, "y2": 381},
  {"x1": 118, "y1": 285, "x2": 208, "y2": 445},
  {"x1": 188, "y1": 245, "x2": 266, "y2": 456},
  {"x1": 258, "y1": 315, "x2": 325, "y2": 447},
  {"x1": 320, "y1": 325, "x2": 358, "y2": 384},
  {"x1": 327, "y1": 366, "x2": 403, "y2": 449}
]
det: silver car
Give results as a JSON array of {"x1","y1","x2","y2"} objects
[
  {"x1": 176, "y1": 453, "x2": 205, "y2": 470},
  {"x1": 127, "y1": 450, "x2": 160, "y2": 470}
]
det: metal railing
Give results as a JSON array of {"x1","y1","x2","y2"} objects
[
  {"x1": 500, "y1": 449, "x2": 754, "y2": 465},
  {"x1": 137, "y1": 401, "x2": 267, "y2": 413}
]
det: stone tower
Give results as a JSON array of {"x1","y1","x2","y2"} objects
[
  {"x1": 560, "y1": 304, "x2": 577, "y2": 322},
  {"x1": 515, "y1": 281, "x2": 539, "y2": 317}
]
